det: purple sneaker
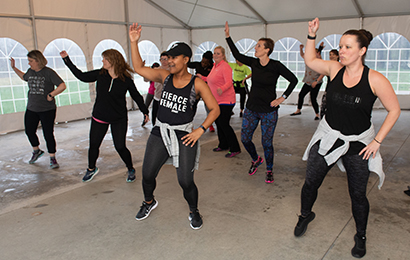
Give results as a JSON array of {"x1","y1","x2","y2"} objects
[
  {"x1": 248, "y1": 156, "x2": 263, "y2": 175},
  {"x1": 225, "y1": 151, "x2": 241, "y2": 158},
  {"x1": 213, "y1": 147, "x2": 228, "y2": 152}
]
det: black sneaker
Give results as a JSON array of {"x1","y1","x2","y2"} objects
[
  {"x1": 188, "y1": 210, "x2": 203, "y2": 230},
  {"x1": 294, "y1": 212, "x2": 316, "y2": 237},
  {"x1": 248, "y1": 156, "x2": 263, "y2": 175},
  {"x1": 351, "y1": 234, "x2": 366, "y2": 258},
  {"x1": 136, "y1": 200, "x2": 158, "y2": 220},
  {"x1": 265, "y1": 170, "x2": 274, "y2": 183},
  {"x1": 50, "y1": 157, "x2": 59, "y2": 169},
  {"x1": 126, "y1": 168, "x2": 136, "y2": 183},
  {"x1": 29, "y1": 149, "x2": 44, "y2": 164},
  {"x1": 82, "y1": 167, "x2": 99, "y2": 182}
]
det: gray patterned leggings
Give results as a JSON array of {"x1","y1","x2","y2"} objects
[{"x1": 300, "y1": 141, "x2": 370, "y2": 236}]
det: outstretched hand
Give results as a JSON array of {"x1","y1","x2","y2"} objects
[
  {"x1": 60, "y1": 50, "x2": 68, "y2": 58},
  {"x1": 308, "y1": 17, "x2": 319, "y2": 36},
  {"x1": 9, "y1": 57, "x2": 15, "y2": 68},
  {"x1": 224, "y1": 21, "x2": 230, "y2": 38},
  {"x1": 129, "y1": 23, "x2": 142, "y2": 43}
]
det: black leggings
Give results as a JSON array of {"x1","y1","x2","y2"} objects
[
  {"x1": 301, "y1": 142, "x2": 370, "y2": 236},
  {"x1": 88, "y1": 118, "x2": 133, "y2": 170},
  {"x1": 142, "y1": 134, "x2": 198, "y2": 212},
  {"x1": 24, "y1": 109, "x2": 57, "y2": 153},
  {"x1": 297, "y1": 83, "x2": 322, "y2": 114}
]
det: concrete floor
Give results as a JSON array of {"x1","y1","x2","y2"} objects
[{"x1": 0, "y1": 103, "x2": 409, "y2": 260}]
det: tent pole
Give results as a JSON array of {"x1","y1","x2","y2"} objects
[{"x1": 28, "y1": 0, "x2": 38, "y2": 50}]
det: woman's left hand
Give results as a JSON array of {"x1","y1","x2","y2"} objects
[
  {"x1": 359, "y1": 140, "x2": 380, "y2": 160},
  {"x1": 217, "y1": 88, "x2": 223, "y2": 95},
  {"x1": 270, "y1": 96, "x2": 285, "y2": 107},
  {"x1": 181, "y1": 128, "x2": 203, "y2": 147},
  {"x1": 47, "y1": 94, "x2": 54, "y2": 101}
]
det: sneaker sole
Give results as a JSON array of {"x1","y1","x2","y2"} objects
[
  {"x1": 188, "y1": 215, "x2": 203, "y2": 230},
  {"x1": 29, "y1": 152, "x2": 44, "y2": 164},
  {"x1": 126, "y1": 177, "x2": 136, "y2": 183},
  {"x1": 82, "y1": 168, "x2": 99, "y2": 182},
  {"x1": 136, "y1": 201, "x2": 158, "y2": 221},
  {"x1": 50, "y1": 164, "x2": 60, "y2": 169},
  {"x1": 225, "y1": 152, "x2": 241, "y2": 158},
  {"x1": 265, "y1": 179, "x2": 274, "y2": 183}
]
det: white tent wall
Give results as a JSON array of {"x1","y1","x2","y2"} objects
[{"x1": 1, "y1": 0, "x2": 409, "y2": 134}]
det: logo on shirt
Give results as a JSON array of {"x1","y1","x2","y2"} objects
[
  {"x1": 160, "y1": 91, "x2": 188, "y2": 113},
  {"x1": 28, "y1": 76, "x2": 46, "y2": 95}
]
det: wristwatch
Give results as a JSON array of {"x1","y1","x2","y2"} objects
[{"x1": 281, "y1": 94, "x2": 287, "y2": 99}]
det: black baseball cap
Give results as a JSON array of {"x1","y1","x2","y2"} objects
[{"x1": 165, "y1": 42, "x2": 192, "y2": 58}]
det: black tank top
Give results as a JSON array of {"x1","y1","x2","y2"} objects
[
  {"x1": 152, "y1": 74, "x2": 198, "y2": 137},
  {"x1": 325, "y1": 66, "x2": 377, "y2": 154}
]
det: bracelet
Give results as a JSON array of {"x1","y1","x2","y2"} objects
[
  {"x1": 199, "y1": 125, "x2": 206, "y2": 132},
  {"x1": 307, "y1": 34, "x2": 316, "y2": 40},
  {"x1": 374, "y1": 138, "x2": 382, "y2": 144}
]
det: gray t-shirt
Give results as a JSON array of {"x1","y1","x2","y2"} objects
[{"x1": 23, "y1": 67, "x2": 64, "y2": 112}]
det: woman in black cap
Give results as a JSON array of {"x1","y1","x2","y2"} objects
[{"x1": 129, "y1": 23, "x2": 220, "y2": 230}]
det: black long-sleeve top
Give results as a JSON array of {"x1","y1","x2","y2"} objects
[
  {"x1": 187, "y1": 61, "x2": 213, "y2": 77},
  {"x1": 62, "y1": 56, "x2": 148, "y2": 123},
  {"x1": 226, "y1": 37, "x2": 298, "y2": 113}
]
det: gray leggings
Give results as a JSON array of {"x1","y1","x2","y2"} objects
[
  {"x1": 142, "y1": 133, "x2": 199, "y2": 212},
  {"x1": 301, "y1": 142, "x2": 370, "y2": 236}
]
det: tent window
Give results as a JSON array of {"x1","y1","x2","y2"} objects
[{"x1": 44, "y1": 38, "x2": 90, "y2": 107}]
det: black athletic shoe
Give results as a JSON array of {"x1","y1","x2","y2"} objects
[
  {"x1": 82, "y1": 167, "x2": 99, "y2": 182},
  {"x1": 136, "y1": 200, "x2": 158, "y2": 220},
  {"x1": 265, "y1": 170, "x2": 274, "y2": 183},
  {"x1": 29, "y1": 149, "x2": 44, "y2": 164},
  {"x1": 404, "y1": 186, "x2": 410, "y2": 196},
  {"x1": 188, "y1": 210, "x2": 203, "y2": 230},
  {"x1": 294, "y1": 212, "x2": 316, "y2": 237},
  {"x1": 126, "y1": 168, "x2": 136, "y2": 183},
  {"x1": 248, "y1": 156, "x2": 263, "y2": 175},
  {"x1": 351, "y1": 234, "x2": 366, "y2": 258}
]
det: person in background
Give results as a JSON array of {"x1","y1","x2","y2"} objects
[
  {"x1": 320, "y1": 49, "x2": 339, "y2": 119},
  {"x1": 129, "y1": 23, "x2": 220, "y2": 230},
  {"x1": 142, "y1": 62, "x2": 160, "y2": 127},
  {"x1": 151, "y1": 52, "x2": 170, "y2": 126},
  {"x1": 60, "y1": 49, "x2": 149, "y2": 183},
  {"x1": 229, "y1": 59, "x2": 252, "y2": 117},
  {"x1": 10, "y1": 50, "x2": 66, "y2": 169},
  {"x1": 189, "y1": 50, "x2": 216, "y2": 132},
  {"x1": 295, "y1": 18, "x2": 400, "y2": 258},
  {"x1": 290, "y1": 43, "x2": 324, "y2": 120},
  {"x1": 204, "y1": 46, "x2": 241, "y2": 158},
  {"x1": 225, "y1": 21, "x2": 298, "y2": 183}
]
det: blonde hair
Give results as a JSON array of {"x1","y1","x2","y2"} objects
[
  {"x1": 27, "y1": 50, "x2": 47, "y2": 68},
  {"x1": 101, "y1": 49, "x2": 134, "y2": 81},
  {"x1": 214, "y1": 46, "x2": 228, "y2": 63}
]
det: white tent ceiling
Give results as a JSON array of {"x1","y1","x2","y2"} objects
[{"x1": 143, "y1": 0, "x2": 410, "y2": 29}]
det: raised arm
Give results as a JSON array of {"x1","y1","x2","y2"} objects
[
  {"x1": 10, "y1": 58, "x2": 25, "y2": 80},
  {"x1": 299, "y1": 44, "x2": 305, "y2": 59},
  {"x1": 129, "y1": 23, "x2": 169, "y2": 83},
  {"x1": 225, "y1": 21, "x2": 254, "y2": 66},
  {"x1": 305, "y1": 18, "x2": 340, "y2": 77},
  {"x1": 60, "y1": 51, "x2": 99, "y2": 82}
]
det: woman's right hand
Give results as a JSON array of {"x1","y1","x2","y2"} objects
[
  {"x1": 9, "y1": 57, "x2": 15, "y2": 68},
  {"x1": 224, "y1": 21, "x2": 230, "y2": 38},
  {"x1": 308, "y1": 17, "x2": 319, "y2": 36},
  {"x1": 129, "y1": 23, "x2": 142, "y2": 43},
  {"x1": 60, "y1": 50, "x2": 68, "y2": 58}
]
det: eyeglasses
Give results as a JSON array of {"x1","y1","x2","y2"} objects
[{"x1": 160, "y1": 58, "x2": 168, "y2": 61}]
